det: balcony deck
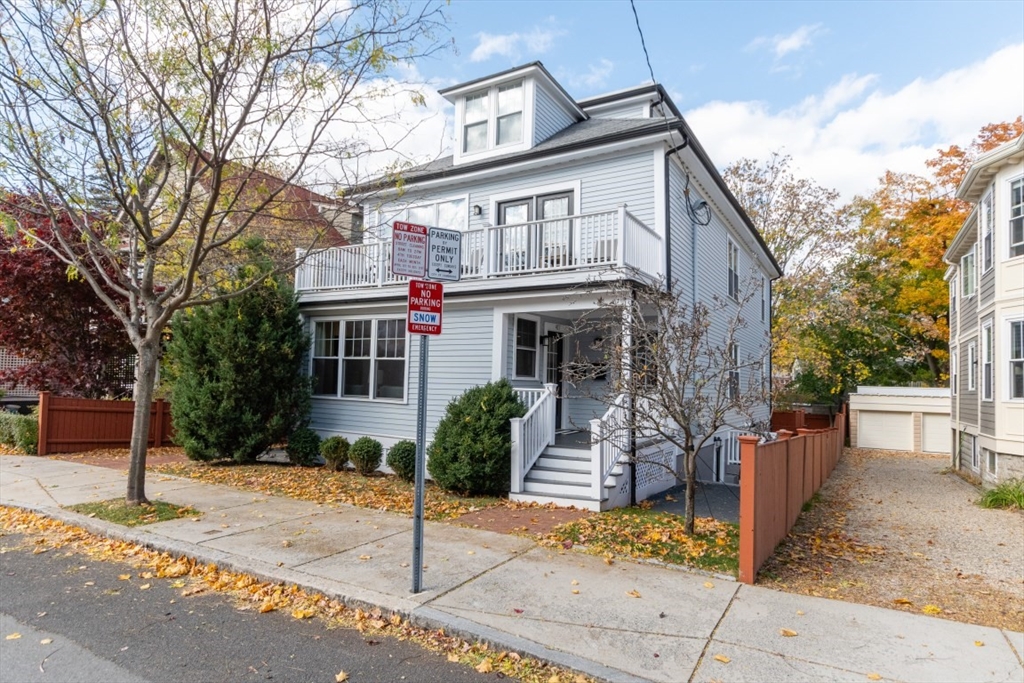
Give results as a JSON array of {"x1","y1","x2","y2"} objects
[{"x1": 295, "y1": 207, "x2": 661, "y2": 294}]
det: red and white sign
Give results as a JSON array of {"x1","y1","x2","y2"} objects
[
  {"x1": 407, "y1": 279, "x2": 443, "y2": 336},
  {"x1": 392, "y1": 221, "x2": 428, "y2": 278}
]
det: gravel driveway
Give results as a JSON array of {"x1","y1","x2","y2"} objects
[{"x1": 759, "y1": 447, "x2": 1024, "y2": 631}]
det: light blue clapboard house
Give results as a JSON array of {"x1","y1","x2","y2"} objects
[{"x1": 296, "y1": 63, "x2": 781, "y2": 509}]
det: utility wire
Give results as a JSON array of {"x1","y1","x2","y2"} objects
[{"x1": 630, "y1": 0, "x2": 657, "y2": 87}]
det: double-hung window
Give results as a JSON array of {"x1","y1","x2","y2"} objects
[
  {"x1": 982, "y1": 322, "x2": 994, "y2": 401},
  {"x1": 727, "y1": 343, "x2": 740, "y2": 400},
  {"x1": 961, "y1": 247, "x2": 976, "y2": 297},
  {"x1": 727, "y1": 240, "x2": 740, "y2": 300},
  {"x1": 462, "y1": 80, "x2": 524, "y2": 155},
  {"x1": 967, "y1": 341, "x2": 977, "y2": 391},
  {"x1": 1010, "y1": 178, "x2": 1023, "y2": 258},
  {"x1": 949, "y1": 276, "x2": 957, "y2": 315},
  {"x1": 950, "y1": 348, "x2": 957, "y2": 396},
  {"x1": 761, "y1": 276, "x2": 767, "y2": 322},
  {"x1": 312, "y1": 319, "x2": 406, "y2": 400},
  {"x1": 514, "y1": 316, "x2": 539, "y2": 379},
  {"x1": 1011, "y1": 320, "x2": 1024, "y2": 399},
  {"x1": 982, "y1": 192, "x2": 994, "y2": 272}
]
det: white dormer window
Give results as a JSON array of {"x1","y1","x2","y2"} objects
[{"x1": 461, "y1": 80, "x2": 524, "y2": 156}]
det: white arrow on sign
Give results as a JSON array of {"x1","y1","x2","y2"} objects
[{"x1": 427, "y1": 226, "x2": 462, "y2": 282}]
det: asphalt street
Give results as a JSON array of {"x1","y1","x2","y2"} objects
[{"x1": 0, "y1": 534, "x2": 491, "y2": 683}]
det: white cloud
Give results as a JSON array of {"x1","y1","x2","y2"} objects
[
  {"x1": 748, "y1": 23, "x2": 824, "y2": 60},
  {"x1": 685, "y1": 43, "x2": 1024, "y2": 201},
  {"x1": 470, "y1": 27, "x2": 562, "y2": 63},
  {"x1": 568, "y1": 59, "x2": 615, "y2": 90}
]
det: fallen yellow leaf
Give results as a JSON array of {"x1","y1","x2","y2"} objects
[
  {"x1": 358, "y1": 555, "x2": 372, "y2": 561},
  {"x1": 170, "y1": 580, "x2": 186, "y2": 589},
  {"x1": 118, "y1": 574, "x2": 131, "y2": 581},
  {"x1": 571, "y1": 589, "x2": 580, "y2": 595},
  {"x1": 866, "y1": 674, "x2": 881, "y2": 681},
  {"x1": 626, "y1": 589, "x2": 642, "y2": 598},
  {"x1": 5, "y1": 633, "x2": 21, "y2": 640},
  {"x1": 467, "y1": 550, "x2": 475, "y2": 555},
  {"x1": 974, "y1": 640, "x2": 984, "y2": 647},
  {"x1": 713, "y1": 654, "x2": 731, "y2": 663},
  {"x1": 922, "y1": 604, "x2": 942, "y2": 615},
  {"x1": 281, "y1": 540, "x2": 292, "y2": 548},
  {"x1": 447, "y1": 653, "x2": 460, "y2": 663},
  {"x1": 779, "y1": 628, "x2": 798, "y2": 637},
  {"x1": 476, "y1": 658, "x2": 493, "y2": 673},
  {"x1": 893, "y1": 598, "x2": 912, "y2": 606},
  {"x1": 571, "y1": 579, "x2": 579, "y2": 586},
  {"x1": 703, "y1": 581, "x2": 714, "y2": 589},
  {"x1": 335, "y1": 670, "x2": 349, "y2": 682},
  {"x1": 40, "y1": 638, "x2": 53, "y2": 645},
  {"x1": 139, "y1": 584, "x2": 151, "y2": 590}
]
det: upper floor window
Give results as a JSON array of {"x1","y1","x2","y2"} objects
[
  {"x1": 982, "y1": 322, "x2": 994, "y2": 401},
  {"x1": 727, "y1": 240, "x2": 740, "y2": 300},
  {"x1": 1011, "y1": 320, "x2": 1024, "y2": 400},
  {"x1": 949, "y1": 276, "x2": 957, "y2": 314},
  {"x1": 462, "y1": 80, "x2": 524, "y2": 155},
  {"x1": 961, "y1": 247, "x2": 976, "y2": 297},
  {"x1": 761, "y1": 276, "x2": 767, "y2": 322},
  {"x1": 982, "y1": 192, "x2": 994, "y2": 272},
  {"x1": 967, "y1": 341, "x2": 977, "y2": 391},
  {"x1": 1010, "y1": 178, "x2": 1024, "y2": 258},
  {"x1": 402, "y1": 198, "x2": 467, "y2": 233},
  {"x1": 727, "y1": 342, "x2": 740, "y2": 400},
  {"x1": 950, "y1": 348, "x2": 957, "y2": 396},
  {"x1": 463, "y1": 91, "x2": 489, "y2": 154}
]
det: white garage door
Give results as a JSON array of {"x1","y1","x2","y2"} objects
[
  {"x1": 858, "y1": 411, "x2": 913, "y2": 451},
  {"x1": 921, "y1": 413, "x2": 951, "y2": 453}
]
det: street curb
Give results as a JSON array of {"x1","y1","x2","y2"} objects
[{"x1": 2, "y1": 501, "x2": 650, "y2": 683}]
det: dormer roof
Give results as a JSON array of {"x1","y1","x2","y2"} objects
[{"x1": 438, "y1": 61, "x2": 586, "y2": 121}]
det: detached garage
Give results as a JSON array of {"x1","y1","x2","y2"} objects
[{"x1": 850, "y1": 387, "x2": 951, "y2": 454}]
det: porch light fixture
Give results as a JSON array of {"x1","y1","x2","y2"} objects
[{"x1": 472, "y1": 204, "x2": 483, "y2": 216}]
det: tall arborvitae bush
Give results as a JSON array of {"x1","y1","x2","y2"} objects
[
  {"x1": 165, "y1": 268, "x2": 311, "y2": 463},
  {"x1": 427, "y1": 379, "x2": 526, "y2": 495}
]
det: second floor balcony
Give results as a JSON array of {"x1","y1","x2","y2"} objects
[{"x1": 295, "y1": 206, "x2": 661, "y2": 293}]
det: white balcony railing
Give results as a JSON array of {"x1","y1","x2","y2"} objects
[{"x1": 295, "y1": 206, "x2": 661, "y2": 291}]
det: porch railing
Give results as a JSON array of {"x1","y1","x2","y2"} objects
[
  {"x1": 509, "y1": 383, "x2": 557, "y2": 494},
  {"x1": 295, "y1": 206, "x2": 661, "y2": 291},
  {"x1": 513, "y1": 387, "x2": 548, "y2": 413},
  {"x1": 589, "y1": 394, "x2": 630, "y2": 500}
]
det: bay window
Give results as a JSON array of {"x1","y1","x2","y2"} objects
[
  {"x1": 961, "y1": 247, "x2": 976, "y2": 297},
  {"x1": 982, "y1": 322, "x2": 993, "y2": 401},
  {"x1": 982, "y1": 192, "x2": 994, "y2": 271},
  {"x1": 1011, "y1": 178, "x2": 1023, "y2": 258},
  {"x1": 1011, "y1": 320, "x2": 1024, "y2": 399},
  {"x1": 312, "y1": 318, "x2": 406, "y2": 400}
]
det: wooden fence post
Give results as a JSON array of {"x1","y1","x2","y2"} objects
[
  {"x1": 738, "y1": 434, "x2": 762, "y2": 584},
  {"x1": 153, "y1": 399, "x2": 165, "y2": 447},
  {"x1": 37, "y1": 391, "x2": 50, "y2": 456}
]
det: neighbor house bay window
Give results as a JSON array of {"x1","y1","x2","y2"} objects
[
  {"x1": 982, "y1": 192, "x2": 994, "y2": 271},
  {"x1": 982, "y1": 322, "x2": 993, "y2": 401},
  {"x1": 312, "y1": 319, "x2": 406, "y2": 400},
  {"x1": 1011, "y1": 320, "x2": 1024, "y2": 399},
  {"x1": 961, "y1": 247, "x2": 976, "y2": 297},
  {"x1": 1011, "y1": 178, "x2": 1024, "y2": 258}
]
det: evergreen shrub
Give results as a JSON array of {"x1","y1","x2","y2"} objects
[
  {"x1": 386, "y1": 440, "x2": 417, "y2": 482},
  {"x1": 350, "y1": 436, "x2": 383, "y2": 476},
  {"x1": 287, "y1": 427, "x2": 321, "y2": 467},
  {"x1": 320, "y1": 436, "x2": 350, "y2": 471},
  {"x1": 427, "y1": 379, "x2": 525, "y2": 495}
]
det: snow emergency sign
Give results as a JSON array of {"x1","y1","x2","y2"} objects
[{"x1": 407, "y1": 279, "x2": 443, "y2": 336}]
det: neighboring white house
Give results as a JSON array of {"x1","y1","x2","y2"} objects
[
  {"x1": 943, "y1": 135, "x2": 1024, "y2": 485},
  {"x1": 848, "y1": 386, "x2": 951, "y2": 454},
  {"x1": 295, "y1": 62, "x2": 781, "y2": 509}
]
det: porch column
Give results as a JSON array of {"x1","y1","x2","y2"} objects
[
  {"x1": 544, "y1": 382, "x2": 557, "y2": 446},
  {"x1": 510, "y1": 417, "x2": 523, "y2": 494}
]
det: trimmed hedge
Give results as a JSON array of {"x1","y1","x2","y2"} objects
[
  {"x1": 427, "y1": 379, "x2": 525, "y2": 495},
  {"x1": 286, "y1": 427, "x2": 321, "y2": 467},
  {"x1": 0, "y1": 411, "x2": 38, "y2": 454},
  {"x1": 386, "y1": 440, "x2": 417, "y2": 483},
  {"x1": 350, "y1": 436, "x2": 383, "y2": 476},
  {"x1": 320, "y1": 436, "x2": 350, "y2": 472}
]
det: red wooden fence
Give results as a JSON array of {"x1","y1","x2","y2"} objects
[
  {"x1": 738, "y1": 406, "x2": 846, "y2": 584},
  {"x1": 37, "y1": 392, "x2": 174, "y2": 455},
  {"x1": 771, "y1": 409, "x2": 839, "y2": 432}
]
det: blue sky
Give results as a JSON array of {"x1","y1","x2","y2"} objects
[{"x1": 393, "y1": 0, "x2": 1024, "y2": 200}]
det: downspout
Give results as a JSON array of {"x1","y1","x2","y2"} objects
[{"x1": 664, "y1": 137, "x2": 689, "y2": 291}]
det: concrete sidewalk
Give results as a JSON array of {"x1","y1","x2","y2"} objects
[{"x1": 1, "y1": 455, "x2": 1021, "y2": 683}]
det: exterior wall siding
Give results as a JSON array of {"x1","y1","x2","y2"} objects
[
  {"x1": 533, "y1": 84, "x2": 576, "y2": 145},
  {"x1": 961, "y1": 291, "x2": 978, "y2": 331},
  {"x1": 979, "y1": 267, "x2": 995, "y2": 304}
]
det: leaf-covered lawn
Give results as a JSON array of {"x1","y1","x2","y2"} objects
[
  {"x1": 547, "y1": 508, "x2": 739, "y2": 575},
  {"x1": 154, "y1": 461, "x2": 503, "y2": 521},
  {"x1": 68, "y1": 499, "x2": 199, "y2": 526}
]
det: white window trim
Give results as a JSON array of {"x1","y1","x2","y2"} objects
[
  {"x1": 728, "y1": 342, "x2": 740, "y2": 400},
  {"x1": 1007, "y1": 317, "x2": 1024, "y2": 401},
  {"x1": 961, "y1": 247, "x2": 976, "y2": 298},
  {"x1": 309, "y1": 316, "x2": 409, "y2": 404},
  {"x1": 487, "y1": 181, "x2": 582, "y2": 223},
  {"x1": 1007, "y1": 174, "x2": 1024, "y2": 260},
  {"x1": 760, "y1": 275, "x2": 767, "y2": 322},
  {"x1": 375, "y1": 194, "x2": 471, "y2": 236},
  {"x1": 950, "y1": 348, "x2": 957, "y2": 397},
  {"x1": 984, "y1": 447, "x2": 997, "y2": 476},
  {"x1": 967, "y1": 341, "x2": 977, "y2": 391},
  {"x1": 981, "y1": 191, "x2": 994, "y2": 273},
  {"x1": 949, "y1": 276, "x2": 957, "y2": 315},
  {"x1": 513, "y1": 314, "x2": 542, "y2": 381},
  {"x1": 727, "y1": 238, "x2": 740, "y2": 302},
  {"x1": 453, "y1": 79, "x2": 535, "y2": 165},
  {"x1": 982, "y1": 321, "x2": 994, "y2": 402}
]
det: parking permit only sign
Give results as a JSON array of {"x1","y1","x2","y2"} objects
[{"x1": 407, "y1": 279, "x2": 443, "y2": 335}]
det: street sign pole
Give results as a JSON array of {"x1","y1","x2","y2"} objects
[{"x1": 412, "y1": 333, "x2": 428, "y2": 594}]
